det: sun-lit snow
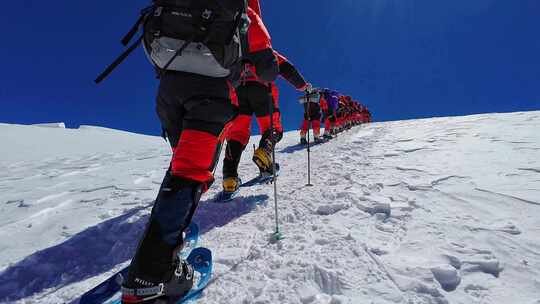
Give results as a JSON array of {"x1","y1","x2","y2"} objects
[{"x1": 1, "y1": 111, "x2": 539, "y2": 304}]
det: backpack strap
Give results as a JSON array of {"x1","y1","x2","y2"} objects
[
  {"x1": 122, "y1": 6, "x2": 155, "y2": 46},
  {"x1": 94, "y1": 35, "x2": 144, "y2": 84},
  {"x1": 95, "y1": 1, "x2": 246, "y2": 84},
  {"x1": 94, "y1": 7, "x2": 155, "y2": 84},
  {"x1": 239, "y1": 0, "x2": 250, "y2": 57}
]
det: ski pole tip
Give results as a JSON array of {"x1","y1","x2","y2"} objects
[{"x1": 269, "y1": 231, "x2": 284, "y2": 243}]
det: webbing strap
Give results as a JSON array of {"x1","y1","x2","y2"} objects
[
  {"x1": 121, "y1": 283, "x2": 164, "y2": 297},
  {"x1": 94, "y1": 35, "x2": 144, "y2": 84},
  {"x1": 121, "y1": 9, "x2": 149, "y2": 46}
]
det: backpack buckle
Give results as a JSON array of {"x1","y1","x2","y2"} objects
[
  {"x1": 154, "y1": 7, "x2": 163, "y2": 17},
  {"x1": 157, "y1": 283, "x2": 165, "y2": 296},
  {"x1": 240, "y1": 13, "x2": 250, "y2": 34}
]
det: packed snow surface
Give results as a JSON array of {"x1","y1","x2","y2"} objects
[{"x1": 1, "y1": 111, "x2": 539, "y2": 304}]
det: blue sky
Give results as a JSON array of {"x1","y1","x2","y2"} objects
[{"x1": 1, "y1": 0, "x2": 539, "y2": 135}]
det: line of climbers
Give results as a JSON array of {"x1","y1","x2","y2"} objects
[
  {"x1": 95, "y1": 1, "x2": 373, "y2": 303},
  {"x1": 298, "y1": 89, "x2": 372, "y2": 144}
]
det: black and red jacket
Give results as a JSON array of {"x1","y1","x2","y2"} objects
[
  {"x1": 275, "y1": 52, "x2": 308, "y2": 91},
  {"x1": 240, "y1": 3, "x2": 278, "y2": 84},
  {"x1": 241, "y1": 51, "x2": 307, "y2": 88}
]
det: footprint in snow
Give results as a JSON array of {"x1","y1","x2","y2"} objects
[
  {"x1": 397, "y1": 147, "x2": 429, "y2": 153},
  {"x1": 361, "y1": 203, "x2": 391, "y2": 217},
  {"x1": 464, "y1": 223, "x2": 521, "y2": 236},
  {"x1": 308, "y1": 264, "x2": 344, "y2": 296},
  {"x1": 395, "y1": 138, "x2": 415, "y2": 143},
  {"x1": 462, "y1": 259, "x2": 503, "y2": 278},
  {"x1": 518, "y1": 167, "x2": 540, "y2": 174},
  {"x1": 5, "y1": 199, "x2": 24, "y2": 205},
  {"x1": 18, "y1": 201, "x2": 30, "y2": 208},
  {"x1": 316, "y1": 203, "x2": 351, "y2": 216},
  {"x1": 464, "y1": 284, "x2": 489, "y2": 299},
  {"x1": 431, "y1": 265, "x2": 461, "y2": 292},
  {"x1": 444, "y1": 244, "x2": 504, "y2": 278},
  {"x1": 396, "y1": 166, "x2": 427, "y2": 173}
]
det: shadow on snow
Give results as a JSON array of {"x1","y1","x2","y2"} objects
[
  {"x1": 279, "y1": 140, "x2": 328, "y2": 154},
  {"x1": 0, "y1": 194, "x2": 268, "y2": 302}
]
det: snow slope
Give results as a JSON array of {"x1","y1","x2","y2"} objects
[{"x1": 1, "y1": 112, "x2": 539, "y2": 304}]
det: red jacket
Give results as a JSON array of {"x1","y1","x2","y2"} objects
[
  {"x1": 242, "y1": 5, "x2": 278, "y2": 83},
  {"x1": 248, "y1": 0, "x2": 262, "y2": 16},
  {"x1": 247, "y1": 7, "x2": 271, "y2": 53}
]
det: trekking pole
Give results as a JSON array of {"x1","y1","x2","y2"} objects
[
  {"x1": 267, "y1": 84, "x2": 283, "y2": 242},
  {"x1": 305, "y1": 93, "x2": 313, "y2": 187}
]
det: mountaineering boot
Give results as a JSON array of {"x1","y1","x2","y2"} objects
[
  {"x1": 314, "y1": 132, "x2": 321, "y2": 141},
  {"x1": 253, "y1": 148, "x2": 280, "y2": 176},
  {"x1": 253, "y1": 147, "x2": 273, "y2": 173},
  {"x1": 323, "y1": 132, "x2": 333, "y2": 140},
  {"x1": 222, "y1": 176, "x2": 241, "y2": 193},
  {"x1": 121, "y1": 258, "x2": 194, "y2": 304},
  {"x1": 259, "y1": 162, "x2": 280, "y2": 179},
  {"x1": 122, "y1": 172, "x2": 202, "y2": 303},
  {"x1": 222, "y1": 140, "x2": 245, "y2": 181},
  {"x1": 300, "y1": 129, "x2": 307, "y2": 145},
  {"x1": 253, "y1": 128, "x2": 282, "y2": 174}
]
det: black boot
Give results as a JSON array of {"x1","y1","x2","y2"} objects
[
  {"x1": 122, "y1": 173, "x2": 201, "y2": 303},
  {"x1": 253, "y1": 129, "x2": 282, "y2": 173},
  {"x1": 121, "y1": 258, "x2": 194, "y2": 304},
  {"x1": 222, "y1": 140, "x2": 245, "y2": 180}
]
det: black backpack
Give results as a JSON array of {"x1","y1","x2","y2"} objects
[{"x1": 95, "y1": 0, "x2": 248, "y2": 84}]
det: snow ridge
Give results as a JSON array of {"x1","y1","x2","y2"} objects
[{"x1": 1, "y1": 111, "x2": 539, "y2": 303}]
